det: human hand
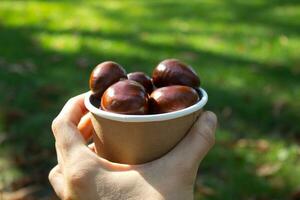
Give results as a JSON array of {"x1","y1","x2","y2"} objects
[{"x1": 49, "y1": 94, "x2": 217, "y2": 200}]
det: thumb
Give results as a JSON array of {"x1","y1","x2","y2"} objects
[
  {"x1": 188, "y1": 111, "x2": 217, "y2": 163},
  {"x1": 165, "y1": 111, "x2": 217, "y2": 169}
]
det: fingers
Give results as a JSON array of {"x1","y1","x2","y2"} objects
[
  {"x1": 49, "y1": 165, "x2": 64, "y2": 199},
  {"x1": 188, "y1": 111, "x2": 217, "y2": 162},
  {"x1": 55, "y1": 143, "x2": 64, "y2": 167},
  {"x1": 56, "y1": 94, "x2": 88, "y2": 125},
  {"x1": 165, "y1": 111, "x2": 217, "y2": 170},
  {"x1": 51, "y1": 94, "x2": 87, "y2": 155},
  {"x1": 88, "y1": 143, "x2": 96, "y2": 153},
  {"x1": 78, "y1": 113, "x2": 93, "y2": 142}
]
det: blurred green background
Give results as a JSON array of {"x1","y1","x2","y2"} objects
[{"x1": 0, "y1": 0, "x2": 300, "y2": 199}]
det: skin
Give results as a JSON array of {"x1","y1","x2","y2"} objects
[{"x1": 49, "y1": 93, "x2": 217, "y2": 200}]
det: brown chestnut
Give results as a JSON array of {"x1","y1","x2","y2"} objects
[
  {"x1": 90, "y1": 94, "x2": 101, "y2": 108},
  {"x1": 149, "y1": 85, "x2": 199, "y2": 114},
  {"x1": 152, "y1": 59, "x2": 200, "y2": 88},
  {"x1": 89, "y1": 61, "x2": 127, "y2": 98},
  {"x1": 101, "y1": 80, "x2": 149, "y2": 115},
  {"x1": 127, "y1": 72, "x2": 153, "y2": 94}
]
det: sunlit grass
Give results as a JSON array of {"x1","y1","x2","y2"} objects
[
  {"x1": 199, "y1": 131, "x2": 300, "y2": 199},
  {"x1": 37, "y1": 33, "x2": 81, "y2": 53}
]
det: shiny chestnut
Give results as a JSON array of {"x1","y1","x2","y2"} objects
[
  {"x1": 152, "y1": 59, "x2": 200, "y2": 88},
  {"x1": 149, "y1": 85, "x2": 199, "y2": 114},
  {"x1": 127, "y1": 72, "x2": 153, "y2": 94},
  {"x1": 101, "y1": 80, "x2": 149, "y2": 115},
  {"x1": 89, "y1": 61, "x2": 127, "y2": 98}
]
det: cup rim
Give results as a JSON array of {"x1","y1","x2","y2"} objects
[{"x1": 84, "y1": 87, "x2": 208, "y2": 122}]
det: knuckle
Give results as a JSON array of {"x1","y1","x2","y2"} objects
[
  {"x1": 55, "y1": 141, "x2": 69, "y2": 153},
  {"x1": 67, "y1": 97, "x2": 77, "y2": 105},
  {"x1": 66, "y1": 168, "x2": 86, "y2": 188},
  {"x1": 48, "y1": 171, "x2": 53, "y2": 183},
  {"x1": 48, "y1": 167, "x2": 56, "y2": 183},
  {"x1": 51, "y1": 117, "x2": 62, "y2": 133},
  {"x1": 52, "y1": 118, "x2": 71, "y2": 137}
]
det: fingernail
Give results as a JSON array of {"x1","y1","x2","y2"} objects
[{"x1": 204, "y1": 112, "x2": 217, "y2": 129}]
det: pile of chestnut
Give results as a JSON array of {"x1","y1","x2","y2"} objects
[{"x1": 89, "y1": 59, "x2": 201, "y2": 115}]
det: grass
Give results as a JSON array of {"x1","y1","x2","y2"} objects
[{"x1": 0, "y1": 0, "x2": 299, "y2": 199}]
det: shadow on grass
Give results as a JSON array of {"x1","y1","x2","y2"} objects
[
  {"x1": 1, "y1": 25, "x2": 299, "y2": 138},
  {"x1": 149, "y1": 0, "x2": 300, "y2": 36},
  {"x1": 198, "y1": 140, "x2": 297, "y2": 199}
]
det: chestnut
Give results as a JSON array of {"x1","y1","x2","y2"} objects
[
  {"x1": 127, "y1": 72, "x2": 153, "y2": 94},
  {"x1": 101, "y1": 80, "x2": 149, "y2": 115},
  {"x1": 152, "y1": 59, "x2": 200, "y2": 88},
  {"x1": 149, "y1": 85, "x2": 199, "y2": 114},
  {"x1": 90, "y1": 94, "x2": 101, "y2": 108},
  {"x1": 89, "y1": 61, "x2": 127, "y2": 98}
]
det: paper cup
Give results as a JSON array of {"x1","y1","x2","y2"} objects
[{"x1": 84, "y1": 88, "x2": 208, "y2": 164}]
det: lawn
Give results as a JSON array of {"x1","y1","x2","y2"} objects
[{"x1": 0, "y1": 0, "x2": 300, "y2": 199}]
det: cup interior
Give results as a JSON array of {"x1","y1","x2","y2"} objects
[{"x1": 84, "y1": 87, "x2": 208, "y2": 122}]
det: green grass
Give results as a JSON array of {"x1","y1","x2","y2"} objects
[{"x1": 0, "y1": 1, "x2": 299, "y2": 199}]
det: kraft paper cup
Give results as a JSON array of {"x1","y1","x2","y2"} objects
[{"x1": 84, "y1": 88, "x2": 208, "y2": 164}]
